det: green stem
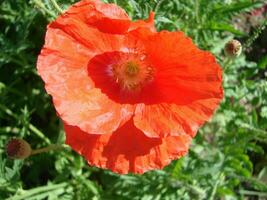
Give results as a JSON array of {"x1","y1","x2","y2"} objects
[
  {"x1": 0, "y1": 104, "x2": 51, "y2": 144},
  {"x1": 239, "y1": 190, "x2": 267, "y2": 197},
  {"x1": 223, "y1": 57, "x2": 232, "y2": 72},
  {"x1": 209, "y1": 173, "x2": 224, "y2": 200},
  {"x1": 237, "y1": 122, "x2": 267, "y2": 135},
  {"x1": 29, "y1": 124, "x2": 51, "y2": 144},
  {"x1": 6, "y1": 183, "x2": 68, "y2": 200},
  {"x1": 31, "y1": 144, "x2": 67, "y2": 155},
  {"x1": 32, "y1": 0, "x2": 57, "y2": 18},
  {"x1": 154, "y1": 0, "x2": 165, "y2": 14},
  {"x1": 49, "y1": 0, "x2": 64, "y2": 14},
  {"x1": 195, "y1": 0, "x2": 200, "y2": 24}
]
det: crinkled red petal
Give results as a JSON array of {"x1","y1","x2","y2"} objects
[
  {"x1": 65, "y1": 119, "x2": 191, "y2": 174},
  {"x1": 37, "y1": 22, "x2": 134, "y2": 134},
  {"x1": 129, "y1": 12, "x2": 156, "y2": 32},
  {"x1": 64, "y1": 0, "x2": 130, "y2": 34},
  {"x1": 129, "y1": 31, "x2": 223, "y2": 138},
  {"x1": 63, "y1": 0, "x2": 155, "y2": 34},
  {"x1": 134, "y1": 98, "x2": 221, "y2": 138},
  {"x1": 37, "y1": 1, "x2": 159, "y2": 134},
  {"x1": 86, "y1": 29, "x2": 223, "y2": 106},
  {"x1": 142, "y1": 30, "x2": 223, "y2": 105}
]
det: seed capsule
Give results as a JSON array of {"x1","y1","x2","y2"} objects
[
  {"x1": 6, "y1": 138, "x2": 32, "y2": 159},
  {"x1": 224, "y1": 39, "x2": 242, "y2": 58}
]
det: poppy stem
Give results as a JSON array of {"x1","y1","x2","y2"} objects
[
  {"x1": 223, "y1": 58, "x2": 232, "y2": 72},
  {"x1": 31, "y1": 144, "x2": 68, "y2": 156},
  {"x1": 49, "y1": 0, "x2": 64, "y2": 14}
]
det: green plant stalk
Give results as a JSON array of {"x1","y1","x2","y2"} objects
[
  {"x1": 195, "y1": 0, "x2": 200, "y2": 24},
  {"x1": 238, "y1": 122, "x2": 267, "y2": 135},
  {"x1": 49, "y1": 0, "x2": 64, "y2": 14},
  {"x1": 154, "y1": 0, "x2": 165, "y2": 14},
  {"x1": 31, "y1": 144, "x2": 67, "y2": 155},
  {"x1": 230, "y1": 174, "x2": 267, "y2": 190},
  {"x1": 239, "y1": 190, "x2": 267, "y2": 197},
  {"x1": 223, "y1": 57, "x2": 232, "y2": 72},
  {"x1": 0, "y1": 104, "x2": 51, "y2": 144},
  {"x1": 6, "y1": 183, "x2": 68, "y2": 200},
  {"x1": 32, "y1": 0, "x2": 57, "y2": 18},
  {"x1": 208, "y1": 173, "x2": 224, "y2": 200},
  {"x1": 29, "y1": 124, "x2": 51, "y2": 145}
]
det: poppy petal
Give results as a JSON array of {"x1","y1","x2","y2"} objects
[
  {"x1": 49, "y1": 16, "x2": 125, "y2": 53},
  {"x1": 143, "y1": 31, "x2": 223, "y2": 105},
  {"x1": 134, "y1": 98, "x2": 221, "y2": 138},
  {"x1": 65, "y1": 119, "x2": 191, "y2": 174},
  {"x1": 63, "y1": 0, "x2": 131, "y2": 34},
  {"x1": 61, "y1": 0, "x2": 155, "y2": 35},
  {"x1": 37, "y1": 26, "x2": 134, "y2": 134},
  {"x1": 129, "y1": 12, "x2": 156, "y2": 32},
  {"x1": 86, "y1": 29, "x2": 222, "y2": 105}
]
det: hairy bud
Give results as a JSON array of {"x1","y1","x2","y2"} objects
[
  {"x1": 6, "y1": 138, "x2": 32, "y2": 159},
  {"x1": 224, "y1": 39, "x2": 242, "y2": 58}
]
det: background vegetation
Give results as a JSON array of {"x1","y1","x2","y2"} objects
[{"x1": 0, "y1": 0, "x2": 267, "y2": 199}]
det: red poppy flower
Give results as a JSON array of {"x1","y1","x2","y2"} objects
[{"x1": 37, "y1": 0, "x2": 223, "y2": 174}]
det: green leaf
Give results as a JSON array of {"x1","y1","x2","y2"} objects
[
  {"x1": 213, "y1": 1, "x2": 263, "y2": 14},
  {"x1": 205, "y1": 22, "x2": 246, "y2": 36},
  {"x1": 7, "y1": 183, "x2": 68, "y2": 200},
  {"x1": 258, "y1": 55, "x2": 267, "y2": 69}
]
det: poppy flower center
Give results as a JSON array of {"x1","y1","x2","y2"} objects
[
  {"x1": 125, "y1": 61, "x2": 140, "y2": 76},
  {"x1": 87, "y1": 51, "x2": 156, "y2": 104},
  {"x1": 111, "y1": 59, "x2": 154, "y2": 91}
]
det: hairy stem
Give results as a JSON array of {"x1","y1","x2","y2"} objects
[
  {"x1": 31, "y1": 144, "x2": 67, "y2": 155},
  {"x1": 223, "y1": 57, "x2": 232, "y2": 72}
]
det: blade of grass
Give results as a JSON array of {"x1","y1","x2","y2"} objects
[{"x1": 213, "y1": 1, "x2": 262, "y2": 14}]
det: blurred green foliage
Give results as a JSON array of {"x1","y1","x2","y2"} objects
[{"x1": 1, "y1": 0, "x2": 267, "y2": 199}]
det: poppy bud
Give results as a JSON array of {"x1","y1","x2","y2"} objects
[
  {"x1": 6, "y1": 138, "x2": 32, "y2": 159},
  {"x1": 224, "y1": 39, "x2": 242, "y2": 58}
]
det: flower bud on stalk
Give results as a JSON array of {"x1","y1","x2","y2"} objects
[
  {"x1": 6, "y1": 138, "x2": 32, "y2": 159},
  {"x1": 224, "y1": 39, "x2": 242, "y2": 58}
]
